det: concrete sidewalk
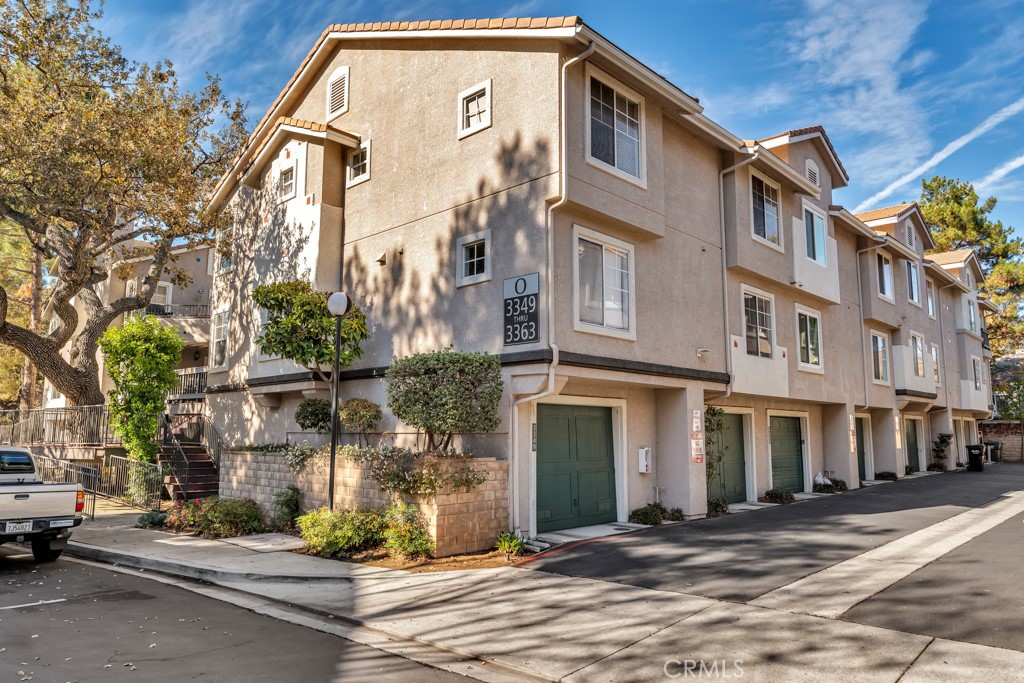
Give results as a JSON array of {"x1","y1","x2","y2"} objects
[{"x1": 65, "y1": 498, "x2": 1024, "y2": 682}]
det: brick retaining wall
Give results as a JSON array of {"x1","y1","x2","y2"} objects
[
  {"x1": 219, "y1": 450, "x2": 509, "y2": 557},
  {"x1": 979, "y1": 421, "x2": 1024, "y2": 462}
]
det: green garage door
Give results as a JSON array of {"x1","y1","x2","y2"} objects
[
  {"x1": 770, "y1": 416, "x2": 804, "y2": 493},
  {"x1": 536, "y1": 405, "x2": 616, "y2": 533},
  {"x1": 713, "y1": 413, "x2": 747, "y2": 504}
]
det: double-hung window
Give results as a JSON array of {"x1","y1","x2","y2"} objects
[
  {"x1": 575, "y1": 226, "x2": 635, "y2": 338},
  {"x1": 877, "y1": 253, "x2": 893, "y2": 299},
  {"x1": 907, "y1": 262, "x2": 920, "y2": 304},
  {"x1": 931, "y1": 343, "x2": 941, "y2": 385},
  {"x1": 277, "y1": 162, "x2": 296, "y2": 202},
  {"x1": 744, "y1": 290, "x2": 774, "y2": 358},
  {"x1": 871, "y1": 332, "x2": 889, "y2": 383},
  {"x1": 752, "y1": 175, "x2": 781, "y2": 247},
  {"x1": 457, "y1": 79, "x2": 491, "y2": 139},
  {"x1": 911, "y1": 334, "x2": 925, "y2": 377},
  {"x1": 973, "y1": 357, "x2": 982, "y2": 391},
  {"x1": 587, "y1": 69, "x2": 644, "y2": 182},
  {"x1": 797, "y1": 308, "x2": 822, "y2": 369},
  {"x1": 210, "y1": 309, "x2": 230, "y2": 370},
  {"x1": 968, "y1": 301, "x2": 977, "y2": 332},
  {"x1": 455, "y1": 229, "x2": 491, "y2": 287},
  {"x1": 804, "y1": 205, "x2": 826, "y2": 264},
  {"x1": 347, "y1": 140, "x2": 370, "y2": 187},
  {"x1": 926, "y1": 279, "x2": 936, "y2": 317}
]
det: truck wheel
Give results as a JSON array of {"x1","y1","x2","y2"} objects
[{"x1": 31, "y1": 538, "x2": 63, "y2": 562}]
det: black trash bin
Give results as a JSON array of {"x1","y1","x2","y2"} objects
[
  {"x1": 967, "y1": 444, "x2": 986, "y2": 471},
  {"x1": 985, "y1": 441, "x2": 1002, "y2": 462}
]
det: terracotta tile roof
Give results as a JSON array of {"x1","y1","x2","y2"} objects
[
  {"x1": 239, "y1": 116, "x2": 357, "y2": 181},
  {"x1": 758, "y1": 125, "x2": 848, "y2": 180},
  {"x1": 925, "y1": 249, "x2": 976, "y2": 266},
  {"x1": 854, "y1": 203, "x2": 916, "y2": 223}
]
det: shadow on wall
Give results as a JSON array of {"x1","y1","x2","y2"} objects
[{"x1": 343, "y1": 132, "x2": 551, "y2": 454}]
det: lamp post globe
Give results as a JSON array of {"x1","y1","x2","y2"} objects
[{"x1": 327, "y1": 291, "x2": 351, "y2": 317}]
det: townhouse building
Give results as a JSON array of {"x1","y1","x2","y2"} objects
[{"x1": 202, "y1": 16, "x2": 994, "y2": 538}]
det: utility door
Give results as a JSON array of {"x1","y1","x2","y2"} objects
[
  {"x1": 536, "y1": 405, "x2": 616, "y2": 533},
  {"x1": 769, "y1": 416, "x2": 804, "y2": 493},
  {"x1": 905, "y1": 419, "x2": 920, "y2": 473},
  {"x1": 855, "y1": 417, "x2": 869, "y2": 481},
  {"x1": 714, "y1": 413, "x2": 747, "y2": 504}
]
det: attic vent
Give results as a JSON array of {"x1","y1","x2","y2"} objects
[
  {"x1": 905, "y1": 221, "x2": 915, "y2": 249},
  {"x1": 805, "y1": 159, "x2": 820, "y2": 187},
  {"x1": 326, "y1": 66, "x2": 349, "y2": 120}
]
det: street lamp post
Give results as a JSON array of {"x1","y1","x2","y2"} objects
[{"x1": 326, "y1": 291, "x2": 351, "y2": 512}]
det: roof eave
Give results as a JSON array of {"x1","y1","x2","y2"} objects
[
  {"x1": 829, "y1": 206, "x2": 883, "y2": 240},
  {"x1": 744, "y1": 145, "x2": 821, "y2": 198}
]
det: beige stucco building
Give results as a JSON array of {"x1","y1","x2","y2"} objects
[{"x1": 202, "y1": 16, "x2": 994, "y2": 539}]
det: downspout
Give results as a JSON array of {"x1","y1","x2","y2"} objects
[
  {"x1": 855, "y1": 241, "x2": 886, "y2": 408},
  {"x1": 935, "y1": 279, "x2": 958, "y2": 451},
  {"x1": 716, "y1": 153, "x2": 759, "y2": 399},
  {"x1": 510, "y1": 40, "x2": 596, "y2": 535}
]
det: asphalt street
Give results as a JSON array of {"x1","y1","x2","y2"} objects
[
  {"x1": 0, "y1": 547, "x2": 471, "y2": 683},
  {"x1": 524, "y1": 464, "x2": 1024, "y2": 602},
  {"x1": 843, "y1": 508, "x2": 1024, "y2": 652}
]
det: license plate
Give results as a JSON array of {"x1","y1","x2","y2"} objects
[
  {"x1": 50, "y1": 519, "x2": 74, "y2": 528},
  {"x1": 5, "y1": 521, "x2": 32, "y2": 534}
]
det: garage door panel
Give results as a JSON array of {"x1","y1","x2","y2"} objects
[
  {"x1": 770, "y1": 416, "x2": 804, "y2": 494},
  {"x1": 537, "y1": 473, "x2": 574, "y2": 524}
]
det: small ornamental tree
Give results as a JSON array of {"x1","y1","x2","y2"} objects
[
  {"x1": 386, "y1": 349, "x2": 503, "y2": 451},
  {"x1": 252, "y1": 281, "x2": 369, "y2": 384},
  {"x1": 98, "y1": 315, "x2": 185, "y2": 462}
]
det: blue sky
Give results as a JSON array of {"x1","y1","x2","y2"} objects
[{"x1": 99, "y1": 0, "x2": 1024, "y2": 232}]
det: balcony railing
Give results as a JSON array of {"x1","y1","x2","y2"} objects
[
  {"x1": 169, "y1": 366, "x2": 207, "y2": 400},
  {"x1": 0, "y1": 406, "x2": 121, "y2": 447},
  {"x1": 144, "y1": 303, "x2": 210, "y2": 318}
]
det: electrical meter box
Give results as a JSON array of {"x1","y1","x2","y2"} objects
[{"x1": 638, "y1": 447, "x2": 652, "y2": 474}]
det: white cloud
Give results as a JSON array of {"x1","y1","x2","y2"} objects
[
  {"x1": 854, "y1": 95, "x2": 1024, "y2": 211},
  {"x1": 974, "y1": 152, "x2": 1024, "y2": 196}
]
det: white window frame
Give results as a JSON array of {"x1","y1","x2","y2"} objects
[
  {"x1": 253, "y1": 305, "x2": 279, "y2": 362},
  {"x1": 870, "y1": 330, "x2": 890, "y2": 385},
  {"x1": 741, "y1": 284, "x2": 775, "y2": 359},
  {"x1": 572, "y1": 224, "x2": 637, "y2": 341},
  {"x1": 584, "y1": 64, "x2": 646, "y2": 188},
  {"x1": 910, "y1": 332, "x2": 926, "y2": 378},
  {"x1": 930, "y1": 343, "x2": 941, "y2": 386},
  {"x1": 968, "y1": 300, "x2": 977, "y2": 333},
  {"x1": 926, "y1": 278, "x2": 936, "y2": 318},
  {"x1": 877, "y1": 253, "x2": 894, "y2": 301},
  {"x1": 457, "y1": 79, "x2": 492, "y2": 140},
  {"x1": 750, "y1": 170, "x2": 784, "y2": 252},
  {"x1": 455, "y1": 228, "x2": 492, "y2": 288},
  {"x1": 795, "y1": 305, "x2": 823, "y2": 373},
  {"x1": 906, "y1": 261, "x2": 921, "y2": 306},
  {"x1": 214, "y1": 218, "x2": 236, "y2": 275},
  {"x1": 325, "y1": 65, "x2": 350, "y2": 122},
  {"x1": 802, "y1": 200, "x2": 827, "y2": 265},
  {"x1": 973, "y1": 356, "x2": 982, "y2": 391},
  {"x1": 210, "y1": 307, "x2": 230, "y2": 371},
  {"x1": 276, "y1": 156, "x2": 297, "y2": 203},
  {"x1": 347, "y1": 139, "x2": 371, "y2": 188},
  {"x1": 805, "y1": 158, "x2": 820, "y2": 187}
]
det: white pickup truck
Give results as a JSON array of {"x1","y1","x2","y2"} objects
[{"x1": 0, "y1": 447, "x2": 84, "y2": 562}]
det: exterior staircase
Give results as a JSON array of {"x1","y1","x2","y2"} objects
[{"x1": 157, "y1": 443, "x2": 219, "y2": 501}]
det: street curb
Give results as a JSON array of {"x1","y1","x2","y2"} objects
[
  {"x1": 64, "y1": 545, "x2": 556, "y2": 683},
  {"x1": 65, "y1": 542, "x2": 356, "y2": 584}
]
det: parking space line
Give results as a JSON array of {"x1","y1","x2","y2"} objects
[{"x1": 0, "y1": 598, "x2": 67, "y2": 610}]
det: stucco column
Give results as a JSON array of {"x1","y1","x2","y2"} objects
[
  {"x1": 655, "y1": 387, "x2": 708, "y2": 519},
  {"x1": 822, "y1": 403, "x2": 857, "y2": 487},
  {"x1": 870, "y1": 408, "x2": 902, "y2": 477}
]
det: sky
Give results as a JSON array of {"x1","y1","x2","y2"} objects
[{"x1": 98, "y1": 0, "x2": 1024, "y2": 232}]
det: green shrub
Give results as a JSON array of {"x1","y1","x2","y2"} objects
[
  {"x1": 196, "y1": 498, "x2": 266, "y2": 539},
  {"x1": 831, "y1": 478, "x2": 848, "y2": 491},
  {"x1": 495, "y1": 531, "x2": 524, "y2": 561},
  {"x1": 665, "y1": 507, "x2": 686, "y2": 522},
  {"x1": 628, "y1": 502, "x2": 667, "y2": 525},
  {"x1": 283, "y1": 441, "x2": 327, "y2": 474},
  {"x1": 296, "y1": 398, "x2": 332, "y2": 433},
  {"x1": 271, "y1": 485, "x2": 303, "y2": 532},
  {"x1": 383, "y1": 503, "x2": 434, "y2": 559},
  {"x1": 905, "y1": 465, "x2": 914, "y2": 475},
  {"x1": 706, "y1": 497, "x2": 729, "y2": 517},
  {"x1": 875, "y1": 471, "x2": 899, "y2": 481},
  {"x1": 762, "y1": 488, "x2": 795, "y2": 504},
  {"x1": 296, "y1": 507, "x2": 388, "y2": 557},
  {"x1": 386, "y1": 348, "x2": 503, "y2": 451},
  {"x1": 339, "y1": 398, "x2": 383, "y2": 446},
  {"x1": 166, "y1": 498, "x2": 210, "y2": 532},
  {"x1": 345, "y1": 444, "x2": 486, "y2": 496},
  {"x1": 927, "y1": 463, "x2": 948, "y2": 472},
  {"x1": 135, "y1": 511, "x2": 168, "y2": 528}
]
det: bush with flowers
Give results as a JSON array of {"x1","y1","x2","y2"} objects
[{"x1": 166, "y1": 497, "x2": 210, "y2": 532}]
